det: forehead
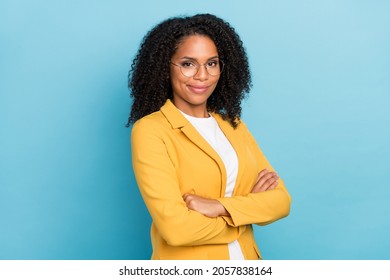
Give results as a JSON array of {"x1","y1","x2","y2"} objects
[{"x1": 172, "y1": 35, "x2": 218, "y2": 60}]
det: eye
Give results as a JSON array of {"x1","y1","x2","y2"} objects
[
  {"x1": 207, "y1": 60, "x2": 219, "y2": 68},
  {"x1": 181, "y1": 61, "x2": 196, "y2": 68}
]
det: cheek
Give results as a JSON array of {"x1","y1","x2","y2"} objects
[
  {"x1": 170, "y1": 73, "x2": 190, "y2": 93},
  {"x1": 171, "y1": 67, "x2": 186, "y2": 82},
  {"x1": 176, "y1": 76, "x2": 190, "y2": 86}
]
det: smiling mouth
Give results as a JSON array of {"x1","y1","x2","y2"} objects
[{"x1": 187, "y1": 85, "x2": 210, "y2": 94}]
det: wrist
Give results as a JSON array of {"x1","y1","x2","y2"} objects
[{"x1": 215, "y1": 200, "x2": 229, "y2": 217}]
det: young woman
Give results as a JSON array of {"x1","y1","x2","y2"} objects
[{"x1": 128, "y1": 13, "x2": 291, "y2": 260}]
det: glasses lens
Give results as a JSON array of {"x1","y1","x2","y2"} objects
[
  {"x1": 181, "y1": 67, "x2": 197, "y2": 77},
  {"x1": 207, "y1": 60, "x2": 223, "y2": 76},
  {"x1": 176, "y1": 60, "x2": 224, "y2": 77}
]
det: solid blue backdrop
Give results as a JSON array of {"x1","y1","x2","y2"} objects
[{"x1": 1, "y1": 0, "x2": 389, "y2": 259}]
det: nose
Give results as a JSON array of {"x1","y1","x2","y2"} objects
[{"x1": 193, "y1": 65, "x2": 209, "y2": 81}]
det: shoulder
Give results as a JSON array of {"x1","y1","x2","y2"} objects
[
  {"x1": 131, "y1": 112, "x2": 170, "y2": 152},
  {"x1": 131, "y1": 99, "x2": 186, "y2": 139},
  {"x1": 131, "y1": 110, "x2": 170, "y2": 139},
  {"x1": 132, "y1": 98, "x2": 177, "y2": 131},
  {"x1": 133, "y1": 110, "x2": 166, "y2": 128},
  {"x1": 132, "y1": 99, "x2": 188, "y2": 133}
]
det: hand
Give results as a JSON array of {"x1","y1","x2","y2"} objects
[
  {"x1": 183, "y1": 193, "x2": 229, "y2": 218},
  {"x1": 251, "y1": 169, "x2": 279, "y2": 193}
]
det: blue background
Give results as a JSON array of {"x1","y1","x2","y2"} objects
[{"x1": 1, "y1": 0, "x2": 389, "y2": 259}]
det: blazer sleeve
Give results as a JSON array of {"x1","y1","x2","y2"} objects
[
  {"x1": 131, "y1": 119, "x2": 245, "y2": 246},
  {"x1": 217, "y1": 123, "x2": 292, "y2": 227}
]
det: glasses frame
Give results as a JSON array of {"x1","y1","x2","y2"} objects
[{"x1": 170, "y1": 59, "x2": 224, "y2": 77}]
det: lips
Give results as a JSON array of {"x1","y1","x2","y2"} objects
[{"x1": 187, "y1": 85, "x2": 210, "y2": 94}]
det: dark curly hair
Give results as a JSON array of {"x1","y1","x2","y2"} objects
[{"x1": 127, "y1": 13, "x2": 251, "y2": 128}]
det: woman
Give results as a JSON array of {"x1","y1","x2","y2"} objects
[{"x1": 128, "y1": 13, "x2": 291, "y2": 260}]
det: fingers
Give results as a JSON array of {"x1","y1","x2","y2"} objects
[
  {"x1": 255, "y1": 169, "x2": 267, "y2": 183},
  {"x1": 183, "y1": 193, "x2": 195, "y2": 205},
  {"x1": 252, "y1": 169, "x2": 269, "y2": 190},
  {"x1": 251, "y1": 169, "x2": 279, "y2": 193},
  {"x1": 183, "y1": 193, "x2": 205, "y2": 208},
  {"x1": 182, "y1": 193, "x2": 223, "y2": 218},
  {"x1": 266, "y1": 180, "x2": 278, "y2": 191}
]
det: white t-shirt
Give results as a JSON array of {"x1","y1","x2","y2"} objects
[{"x1": 180, "y1": 111, "x2": 245, "y2": 260}]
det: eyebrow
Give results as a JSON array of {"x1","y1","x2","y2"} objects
[{"x1": 179, "y1": 56, "x2": 219, "y2": 61}]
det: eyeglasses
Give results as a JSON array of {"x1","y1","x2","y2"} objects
[{"x1": 171, "y1": 59, "x2": 224, "y2": 77}]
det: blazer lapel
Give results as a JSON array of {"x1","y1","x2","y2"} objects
[
  {"x1": 212, "y1": 113, "x2": 247, "y2": 196},
  {"x1": 160, "y1": 100, "x2": 227, "y2": 195}
]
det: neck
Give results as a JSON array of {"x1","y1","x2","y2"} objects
[
  {"x1": 172, "y1": 99, "x2": 209, "y2": 118},
  {"x1": 182, "y1": 109, "x2": 209, "y2": 118}
]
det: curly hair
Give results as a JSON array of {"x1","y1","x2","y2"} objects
[{"x1": 127, "y1": 13, "x2": 251, "y2": 128}]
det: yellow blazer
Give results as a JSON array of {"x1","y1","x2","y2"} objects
[{"x1": 131, "y1": 99, "x2": 291, "y2": 260}]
